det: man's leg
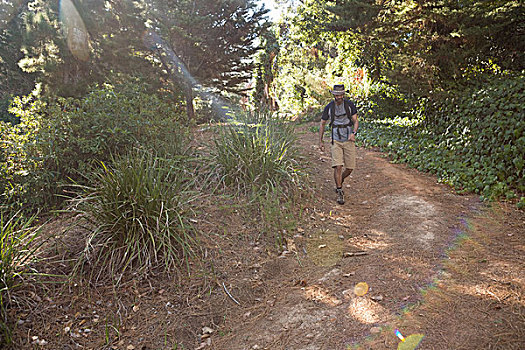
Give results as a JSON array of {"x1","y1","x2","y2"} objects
[
  {"x1": 334, "y1": 165, "x2": 343, "y2": 188},
  {"x1": 341, "y1": 141, "x2": 356, "y2": 185},
  {"x1": 331, "y1": 141, "x2": 346, "y2": 204},
  {"x1": 334, "y1": 165, "x2": 345, "y2": 204},
  {"x1": 342, "y1": 168, "x2": 352, "y2": 184}
]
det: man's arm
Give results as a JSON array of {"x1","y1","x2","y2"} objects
[
  {"x1": 319, "y1": 118, "x2": 328, "y2": 152},
  {"x1": 349, "y1": 113, "x2": 358, "y2": 141},
  {"x1": 319, "y1": 103, "x2": 331, "y2": 152}
]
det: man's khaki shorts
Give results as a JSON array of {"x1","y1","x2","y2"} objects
[{"x1": 331, "y1": 140, "x2": 356, "y2": 169}]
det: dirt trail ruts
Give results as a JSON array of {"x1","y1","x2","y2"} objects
[{"x1": 212, "y1": 122, "x2": 525, "y2": 350}]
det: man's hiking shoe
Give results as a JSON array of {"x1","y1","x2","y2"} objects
[{"x1": 336, "y1": 188, "x2": 345, "y2": 205}]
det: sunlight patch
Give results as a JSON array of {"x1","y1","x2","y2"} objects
[
  {"x1": 303, "y1": 285, "x2": 342, "y2": 306},
  {"x1": 376, "y1": 195, "x2": 438, "y2": 248},
  {"x1": 348, "y1": 229, "x2": 390, "y2": 250},
  {"x1": 453, "y1": 281, "x2": 517, "y2": 303},
  {"x1": 346, "y1": 297, "x2": 386, "y2": 324}
]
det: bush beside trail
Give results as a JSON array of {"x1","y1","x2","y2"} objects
[
  {"x1": 1, "y1": 81, "x2": 188, "y2": 213},
  {"x1": 357, "y1": 73, "x2": 524, "y2": 208}
]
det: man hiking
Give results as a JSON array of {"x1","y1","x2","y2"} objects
[{"x1": 319, "y1": 84, "x2": 359, "y2": 205}]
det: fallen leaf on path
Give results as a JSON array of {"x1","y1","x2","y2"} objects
[
  {"x1": 202, "y1": 326, "x2": 214, "y2": 334},
  {"x1": 370, "y1": 326, "x2": 381, "y2": 334}
]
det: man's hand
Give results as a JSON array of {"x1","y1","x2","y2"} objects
[
  {"x1": 349, "y1": 133, "x2": 356, "y2": 142},
  {"x1": 319, "y1": 142, "x2": 325, "y2": 152}
]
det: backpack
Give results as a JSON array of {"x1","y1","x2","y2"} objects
[{"x1": 328, "y1": 99, "x2": 354, "y2": 144}]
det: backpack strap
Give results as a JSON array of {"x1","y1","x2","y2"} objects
[
  {"x1": 328, "y1": 101, "x2": 335, "y2": 144},
  {"x1": 328, "y1": 100, "x2": 336, "y2": 127},
  {"x1": 344, "y1": 100, "x2": 353, "y2": 126}
]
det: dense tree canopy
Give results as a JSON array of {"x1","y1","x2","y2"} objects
[
  {"x1": 0, "y1": 0, "x2": 33, "y2": 111},
  {"x1": 0, "y1": 0, "x2": 270, "y2": 119},
  {"x1": 288, "y1": 0, "x2": 524, "y2": 94}
]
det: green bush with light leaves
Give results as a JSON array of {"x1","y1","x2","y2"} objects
[
  {"x1": 1, "y1": 81, "x2": 188, "y2": 213},
  {"x1": 358, "y1": 72, "x2": 524, "y2": 208}
]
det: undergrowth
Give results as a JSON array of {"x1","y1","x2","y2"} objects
[
  {"x1": 210, "y1": 111, "x2": 310, "y2": 249},
  {"x1": 0, "y1": 212, "x2": 41, "y2": 345},
  {"x1": 70, "y1": 148, "x2": 200, "y2": 285},
  {"x1": 355, "y1": 73, "x2": 524, "y2": 208},
  {"x1": 210, "y1": 111, "x2": 307, "y2": 198}
]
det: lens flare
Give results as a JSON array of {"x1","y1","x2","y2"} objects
[
  {"x1": 59, "y1": 0, "x2": 89, "y2": 61},
  {"x1": 354, "y1": 282, "x2": 369, "y2": 296},
  {"x1": 395, "y1": 329, "x2": 405, "y2": 341},
  {"x1": 142, "y1": 29, "x2": 233, "y2": 120},
  {"x1": 397, "y1": 333, "x2": 424, "y2": 350}
]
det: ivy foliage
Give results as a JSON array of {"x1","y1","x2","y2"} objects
[{"x1": 358, "y1": 72, "x2": 524, "y2": 207}]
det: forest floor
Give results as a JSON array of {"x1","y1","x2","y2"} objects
[{"x1": 11, "y1": 121, "x2": 525, "y2": 350}]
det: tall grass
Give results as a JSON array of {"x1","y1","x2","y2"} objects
[
  {"x1": 71, "y1": 148, "x2": 199, "y2": 285},
  {"x1": 257, "y1": 187, "x2": 299, "y2": 251},
  {"x1": 211, "y1": 111, "x2": 305, "y2": 197},
  {"x1": 0, "y1": 212, "x2": 40, "y2": 345}
]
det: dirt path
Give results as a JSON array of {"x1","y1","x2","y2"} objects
[
  {"x1": 13, "y1": 122, "x2": 524, "y2": 350},
  {"x1": 210, "y1": 123, "x2": 525, "y2": 350}
]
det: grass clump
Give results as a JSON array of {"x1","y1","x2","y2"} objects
[
  {"x1": 211, "y1": 111, "x2": 306, "y2": 198},
  {"x1": 72, "y1": 148, "x2": 199, "y2": 285},
  {"x1": 210, "y1": 111, "x2": 309, "y2": 252},
  {"x1": 0, "y1": 212, "x2": 40, "y2": 345}
]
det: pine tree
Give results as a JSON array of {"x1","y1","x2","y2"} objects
[
  {"x1": 145, "y1": 0, "x2": 270, "y2": 119},
  {"x1": 3, "y1": 0, "x2": 271, "y2": 120}
]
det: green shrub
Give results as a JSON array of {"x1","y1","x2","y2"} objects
[
  {"x1": 71, "y1": 148, "x2": 199, "y2": 284},
  {"x1": 0, "y1": 212, "x2": 40, "y2": 345},
  {"x1": 3, "y1": 80, "x2": 188, "y2": 212},
  {"x1": 358, "y1": 72, "x2": 524, "y2": 206},
  {"x1": 0, "y1": 91, "x2": 45, "y2": 213},
  {"x1": 210, "y1": 111, "x2": 306, "y2": 197}
]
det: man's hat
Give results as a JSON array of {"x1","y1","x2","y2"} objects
[{"x1": 330, "y1": 84, "x2": 347, "y2": 95}]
